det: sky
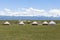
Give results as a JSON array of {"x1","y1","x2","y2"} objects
[{"x1": 0, "y1": 0, "x2": 60, "y2": 17}]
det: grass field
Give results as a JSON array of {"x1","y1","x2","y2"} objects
[{"x1": 0, "y1": 20, "x2": 60, "y2": 40}]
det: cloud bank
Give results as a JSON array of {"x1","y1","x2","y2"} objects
[{"x1": 0, "y1": 8, "x2": 60, "y2": 17}]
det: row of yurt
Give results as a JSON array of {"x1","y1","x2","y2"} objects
[
  {"x1": 42, "y1": 21, "x2": 56, "y2": 25},
  {"x1": 3, "y1": 21, "x2": 25, "y2": 25},
  {"x1": 3, "y1": 21, "x2": 56, "y2": 25},
  {"x1": 32, "y1": 21, "x2": 56, "y2": 25}
]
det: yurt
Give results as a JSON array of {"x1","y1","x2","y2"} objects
[
  {"x1": 49, "y1": 21, "x2": 56, "y2": 25},
  {"x1": 42, "y1": 21, "x2": 48, "y2": 25},
  {"x1": 32, "y1": 21, "x2": 38, "y2": 25},
  {"x1": 3, "y1": 21, "x2": 10, "y2": 25},
  {"x1": 27, "y1": 20, "x2": 31, "y2": 24},
  {"x1": 19, "y1": 21, "x2": 24, "y2": 25}
]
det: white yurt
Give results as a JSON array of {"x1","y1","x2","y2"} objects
[
  {"x1": 3, "y1": 21, "x2": 10, "y2": 25},
  {"x1": 32, "y1": 21, "x2": 38, "y2": 25},
  {"x1": 49, "y1": 21, "x2": 56, "y2": 25},
  {"x1": 42, "y1": 21, "x2": 48, "y2": 25},
  {"x1": 19, "y1": 21, "x2": 24, "y2": 25}
]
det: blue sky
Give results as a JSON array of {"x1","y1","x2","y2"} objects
[
  {"x1": 0, "y1": 0, "x2": 60, "y2": 17},
  {"x1": 0, "y1": 0, "x2": 60, "y2": 10}
]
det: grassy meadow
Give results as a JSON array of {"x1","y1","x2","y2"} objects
[{"x1": 0, "y1": 20, "x2": 60, "y2": 40}]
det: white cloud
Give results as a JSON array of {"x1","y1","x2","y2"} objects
[
  {"x1": 4, "y1": 8, "x2": 11, "y2": 12},
  {"x1": 0, "y1": 8, "x2": 60, "y2": 17},
  {"x1": 49, "y1": 9, "x2": 60, "y2": 17}
]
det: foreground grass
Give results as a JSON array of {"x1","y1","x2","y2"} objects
[{"x1": 0, "y1": 24, "x2": 60, "y2": 40}]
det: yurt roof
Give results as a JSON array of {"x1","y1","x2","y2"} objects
[
  {"x1": 32, "y1": 21, "x2": 38, "y2": 24},
  {"x1": 49, "y1": 21, "x2": 56, "y2": 24},
  {"x1": 19, "y1": 21, "x2": 24, "y2": 24},
  {"x1": 42, "y1": 21, "x2": 48, "y2": 24},
  {"x1": 27, "y1": 20, "x2": 31, "y2": 22},
  {"x1": 4, "y1": 21, "x2": 10, "y2": 24}
]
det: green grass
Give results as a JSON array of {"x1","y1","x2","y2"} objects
[{"x1": 0, "y1": 20, "x2": 60, "y2": 40}]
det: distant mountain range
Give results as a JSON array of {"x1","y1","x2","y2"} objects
[{"x1": 0, "y1": 16, "x2": 60, "y2": 20}]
